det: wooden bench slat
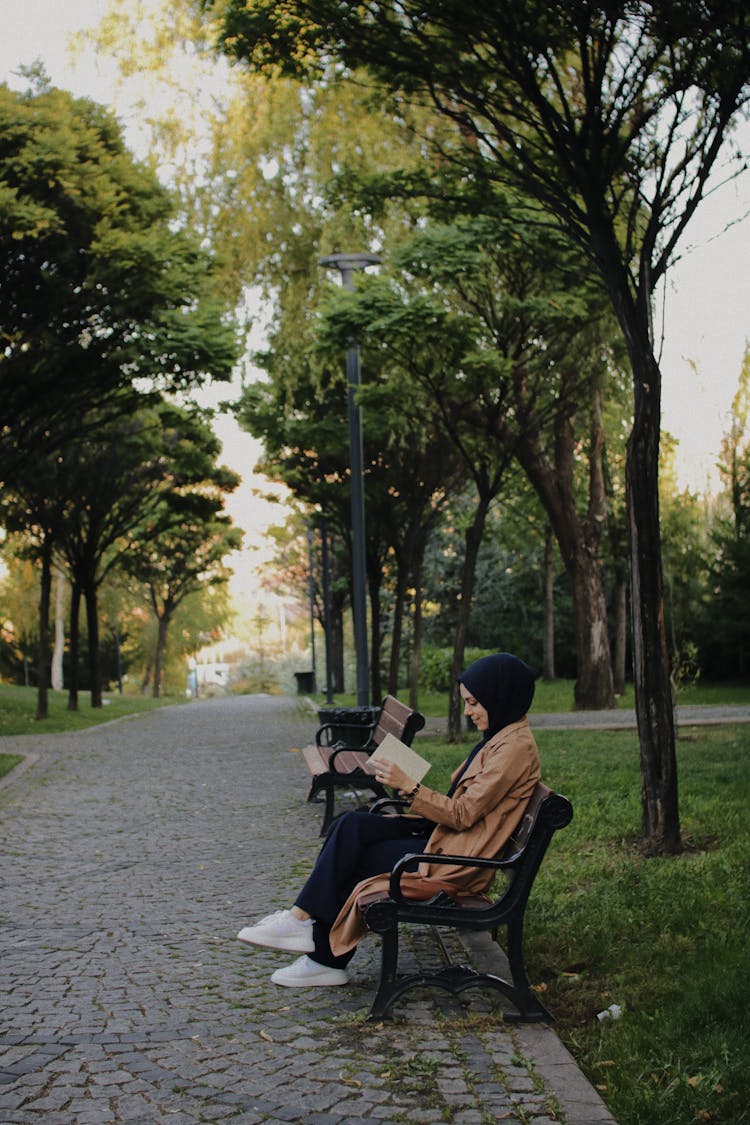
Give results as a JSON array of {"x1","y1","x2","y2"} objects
[{"x1": 301, "y1": 695, "x2": 425, "y2": 835}]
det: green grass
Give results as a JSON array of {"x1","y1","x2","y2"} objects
[
  {"x1": 0, "y1": 752, "x2": 24, "y2": 780},
  {"x1": 0, "y1": 683, "x2": 184, "y2": 738},
  {"x1": 420, "y1": 725, "x2": 749, "y2": 1125},
  {"x1": 382, "y1": 724, "x2": 750, "y2": 1120},
  {"x1": 536, "y1": 725, "x2": 750, "y2": 1124},
  {"x1": 311, "y1": 679, "x2": 750, "y2": 717}
]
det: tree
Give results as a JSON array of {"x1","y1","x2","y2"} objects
[
  {"x1": 0, "y1": 448, "x2": 70, "y2": 718},
  {"x1": 706, "y1": 347, "x2": 750, "y2": 678},
  {"x1": 54, "y1": 400, "x2": 232, "y2": 709},
  {"x1": 240, "y1": 330, "x2": 465, "y2": 704},
  {"x1": 209, "y1": 0, "x2": 750, "y2": 849},
  {"x1": 120, "y1": 425, "x2": 242, "y2": 697},
  {"x1": 0, "y1": 78, "x2": 239, "y2": 716},
  {"x1": 0, "y1": 78, "x2": 237, "y2": 488},
  {"x1": 319, "y1": 209, "x2": 628, "y2": 731},
  {"x1": 391, "y1": 215, "x2": 625, "y2": 714},
  {"x1": 0, "y1": 553, "x2": 44, "y2": 687}
]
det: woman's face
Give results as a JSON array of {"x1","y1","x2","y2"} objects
[{"x1": 460, "y1": 682, "x2": 489, "y2": 731}]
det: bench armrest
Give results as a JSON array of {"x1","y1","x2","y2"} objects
[
  {"x1": 328, "y1": 745, "x2": 377, "y2": 772},
  {"x1": 370, "y1": 796, "x2": 410, "y2": 814},
  {"x1": 388, "y1": 851, "x2": 505, "y2": 903},
  {"x1": 315, "y1": 721, "x2": 378, "y2": 748}
]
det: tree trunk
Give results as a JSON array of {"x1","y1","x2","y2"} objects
[
  {"x1": 51, "y1": 564, "x2": 65, "y2": 692},
  {"x1": 625, "y1": 340, "x2": 680, "y2": 852},
  {"x1": 331, "y1": 606, "x2": 345, "y2": 693},
  {"x1": 388, "y1": 558, "x2": 408, "y2": 696},
  {"x1": 598, "y1": 247, "x2": 680, "y2": 849},
  {"x1": 514, "y1": 380, "x2": 615, "y2": 709},
  {"x1": 67, "y1": 582, "x2": 82, "y2": 711},
  {"x1": 367, "y1": 565, "x2": 383, "y2": 703},
  {"x1": 140, "y1": 662, "x2": 152, "y2": 695},
  {"x1": 542, "y1": 528, "x2": 555, "y2": 680},
  {"x1": 571, "y1": 544, "x2": 615, "y2": 709},
  {"x1": 448, "y1": 493, "x2": 492, "y2": 740},
  {"x1": 152, "y1": 611, "x2": 170, "y2": 699},
  {"x1": 409, "y1": 556, "x2": 424, "y2": 712},
  {"x1": 85, "y1": 583, "x2": 103, "y2": 708},
  {"x1": 613, "y1": 574, "x2": 628, "y2": 696},
  {"x1": 35, "y1": 536, "x2": 52, "y2": 721}
]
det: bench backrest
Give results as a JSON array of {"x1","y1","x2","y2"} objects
[
  {"x1": 491, "y1": 781, "x2": 573, "y2": 904},
  {"x1": 372, "y1": 695, "x2": 426, "y2": 748}
]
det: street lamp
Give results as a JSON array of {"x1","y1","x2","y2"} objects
[
  {"x1": 319, "y1": 516, "x2": 334, "y2": 704},
  {"x1": 306, "y1": 526, "x2": 317, "y2": 695},
  {"x1": 318, "y1": 252, "x2": 381, "y2": 707}
]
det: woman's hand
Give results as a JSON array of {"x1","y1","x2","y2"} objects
[{"x1": 373, "y1": 758, "x2": 417, "y2": 795}]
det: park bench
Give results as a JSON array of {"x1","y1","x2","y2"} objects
[
  {"x1": 359, "y1": 781, "x2": 573, "y2": 1021},
  {"x1": 301, "y1": 694, "x2": 426, "y2": 835}
]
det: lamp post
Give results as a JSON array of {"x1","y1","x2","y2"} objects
[
  {"x1": 320, "y1": 516, "x2": 335, "y2": 704},
  {"x1": 318, "y1": 252, "x2": 381, "y2": 708},
  {"x1": 306, "y1": 526, "x2": 317, "y2": 694}
]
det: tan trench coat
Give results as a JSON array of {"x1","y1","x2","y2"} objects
[{"x1": 329, "y1": 716, "x2": 541, "y2": 957}]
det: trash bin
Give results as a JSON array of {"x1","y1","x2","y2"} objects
[
  {"x1": 294, "y1": 671, "x2": 315, "y2": 694},
  {"x1": 316, "y1": 705, "x2": 380, "y2": 747}
]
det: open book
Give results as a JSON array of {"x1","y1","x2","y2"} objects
[{"x1": 364, "y1": 731, "x2": 432, "y2": 782}]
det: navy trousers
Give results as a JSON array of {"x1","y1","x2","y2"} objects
[{"x1": 294, "y1": 809, "x2": 432, "y2": 969}]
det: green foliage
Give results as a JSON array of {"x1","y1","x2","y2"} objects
[
  {"x1": 704, "y1": 348, "x2": 750, "y2": 679},
  {"x1": 418, "y1": 646, "x2": 495, "y2": 693},
  {"x1": 0, "y1": 753, "x2": 23, "y2": 781},
  {"x1": 0, "y1": 78, "x2": 238, "y2": 486},
  {"x1": 659, "y1": 436, "x2": 714, "y2": 680}
]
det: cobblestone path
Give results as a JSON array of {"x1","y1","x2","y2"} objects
[{"x1": 0, "y1": 695, "x2": 614, "y2": 1124}]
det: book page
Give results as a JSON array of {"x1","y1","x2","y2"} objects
[{"x1": 365, "y1": 731, "x2": 432, "y2": 782}]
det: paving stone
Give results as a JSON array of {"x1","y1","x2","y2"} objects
[{"x1": 0, "y1": 695, "x2": 617, "y2": 1125}]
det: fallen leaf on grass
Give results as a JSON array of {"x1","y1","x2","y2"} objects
[{"x1": 339, "y1": 1074, "x2": 362, "y2": 1087}]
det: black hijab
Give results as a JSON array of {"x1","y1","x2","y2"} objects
[
  {"x1": 447, "y1": 653, "x2": 536, "y2": 796},
  {"x1": 459, "y1": 652, "x2": 536, "y2": 741}
]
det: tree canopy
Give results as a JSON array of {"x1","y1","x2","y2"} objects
[
  {"x1": 0, "y1": 78, "x2": 238, "y2": 485},
  {"x1": 203, "y1": 0, "x2": 750, "y2": 852}
]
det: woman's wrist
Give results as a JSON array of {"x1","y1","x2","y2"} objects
[{"x1": 404, "y1": 781, "x2": 421, "y2": 804}]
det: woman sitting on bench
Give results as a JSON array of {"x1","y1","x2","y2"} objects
[{"x1": 236, "y1": 651, "x2": 541, "y2": 988}]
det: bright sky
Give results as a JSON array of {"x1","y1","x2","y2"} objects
[{"x1": 1, "y1": 0, "x2": 749, "y2": 514}]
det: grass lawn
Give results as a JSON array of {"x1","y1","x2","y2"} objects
[
  {"x1": 0, "y1": 683, "x2": 184, "y2": 743},
  {"x1": 313, "y1": 678, "x2": 750, "y2": 717},
  {"x1": 0, "y1": 752, "x2": 24, "y2": 780},
  {"x1": 418, "y1": 725, "x2": 749, "y2": 1125}
]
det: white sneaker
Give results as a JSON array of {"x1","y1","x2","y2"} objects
[
  {"x1": 236, "y1": 910, "x2": 314, "y2": 953},
  {"x1": 271, "y1": 954, "x2": 350, "y2": 988}
]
